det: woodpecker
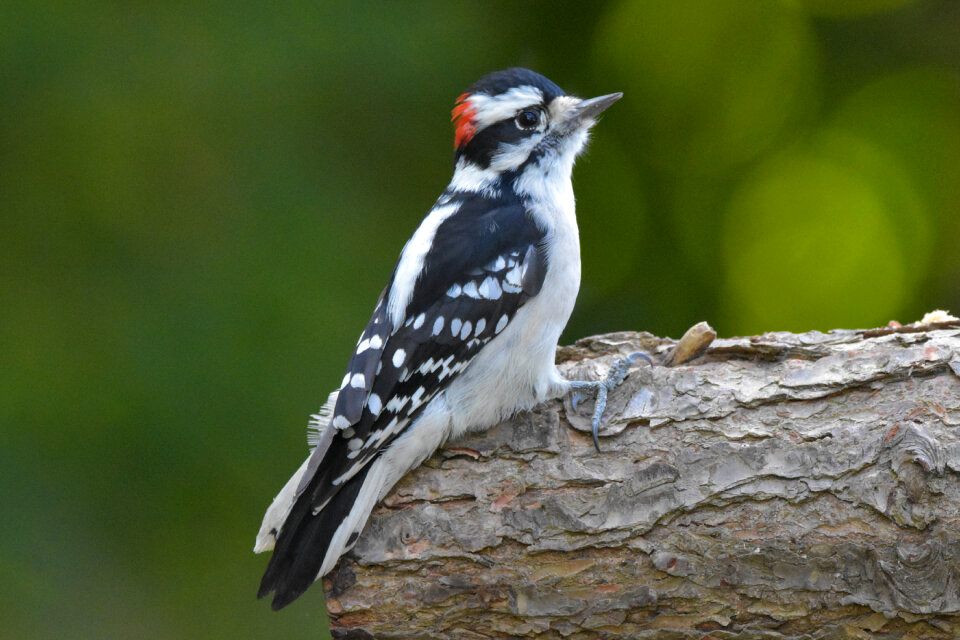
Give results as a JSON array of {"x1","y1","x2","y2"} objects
[{"x1": 255, "y1": 68, "x2": 632, "y2": 610}]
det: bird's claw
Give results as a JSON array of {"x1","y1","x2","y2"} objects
[
  {"x1": 569, "y1": 351, "x2": 653, "y2": 453},
  {"x1": 571, "y1": 392, "x2": 585, "y2": 411},
  {"x1": 626, "y1": 351, "x2": 654, "y2": 367}
]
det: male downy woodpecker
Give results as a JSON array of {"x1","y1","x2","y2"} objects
[{"x1": 255, "y1": 68, "x2": 628, "y2": 610}]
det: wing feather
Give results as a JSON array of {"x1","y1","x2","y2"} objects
[
  {"x1": 298, "y1": 202, "x2": 545, "y2": 503},
  {"x1": 260, "y1": 201, "x2": 548, "y2": 607}
]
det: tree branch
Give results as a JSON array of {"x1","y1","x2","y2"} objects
[{"x1": 324, "y1": 322, "x2": 960, "y2": 639}]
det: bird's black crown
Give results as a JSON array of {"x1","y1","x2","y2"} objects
[{"x1": 466, "y1": 67, "x2": 565, "y2": 100}]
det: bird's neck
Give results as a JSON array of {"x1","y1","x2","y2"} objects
[{"x1": 512, "y1": 156, "x2": 577, "y2": 237}]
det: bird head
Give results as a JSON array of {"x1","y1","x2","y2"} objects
[{"x1": 450, "y1": 68, "x2": 621, "y2": 180}]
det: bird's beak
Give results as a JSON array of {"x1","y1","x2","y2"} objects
[{"x1": 566, "y1": 92, "x2": 623, "y2": 128}]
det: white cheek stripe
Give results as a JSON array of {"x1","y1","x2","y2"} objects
[
  {"x1": 490, "y1": 135, "x2": 543, "y2": 172},
  {"x1": 387, "y1": 202, "x2": 460, "y2": 330}
]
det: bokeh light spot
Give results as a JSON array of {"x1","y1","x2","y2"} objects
[
  {"x1": 833, "y1": 68, "x2": 960, "y2": 221},
  {"x1": 832, "y1": 67, "x2": 960, "y2": 308},
  {"x1": 595, "y1": 0, "x2": 819, "y2": 174},
  {"x1": 721, "y1": 145, "x2": 907, "y2": 333}
]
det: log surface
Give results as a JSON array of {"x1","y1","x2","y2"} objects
[{"x1": 325, "y1": 325, "x2": 960, "y2": 639}]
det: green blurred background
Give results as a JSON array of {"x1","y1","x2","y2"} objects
[{"x1": 2, "y1": 1, "x2": 959, "y2": 637}]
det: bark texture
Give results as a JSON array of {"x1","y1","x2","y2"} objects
[{"x1": 324, "y1": 324, "x2": 960, "y2": 639}]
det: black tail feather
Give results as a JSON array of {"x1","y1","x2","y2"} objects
[{"x1": 258, "y1": 464, "x2": 372, "y2": 610}]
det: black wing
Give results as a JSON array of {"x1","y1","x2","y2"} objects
[{"x1": 259, "y1": 201, "x2": 547, "y2": 608}]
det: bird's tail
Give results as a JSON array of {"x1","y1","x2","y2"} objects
[
  {"x1": 254, "y1": 392, "x2": 339, "y2": 556},
  {"x1": 256, "y1": 461, "x2": 376, "y2": 610},
  {"x1": 256, "y1": 390, "x2": 393, "y2": 610}
]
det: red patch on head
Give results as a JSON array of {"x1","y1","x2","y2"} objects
[{"x1": 452, "y1": 92, "x2": 478, "y2": 149}]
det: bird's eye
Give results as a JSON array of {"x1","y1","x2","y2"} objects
[{"x1": 515, "y1": 109, "x2": 541, "y2": 130}]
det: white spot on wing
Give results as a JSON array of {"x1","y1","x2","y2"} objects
[
  {"x1": 367, "y1": 393, "x2": 382, "y2": 416},
  {"x1": 378, "y1": 417, "x2": 399, "y2": 444},
  {"x1": 332, "y1": 415, "x2": 350, "y2": 430},
  {"x1": 462, "y1": 281, "x2": 480, "y2": 298},
  {"x1": 392, "y1": 349, "x2": 406, "y2": 368},
  {"x1": 410, "y1": 386, "x2": 425, "y2": 408},
  {"x1": 502, "y1": 282, "x2": 522, "y2": 294},
  {"x1": 413, "y1": 313, "x2": 425, "y2": 329},
  {"x1": 432, "y1": 316, "x2": 444, "y2": 336},
  {"x1": 350, "y1": 373, "x2": 365, "y2": 389},
  {"x1": 386, "y1": 395, "x2": 409, "y2": 413},
  {"x1": 347, "y1": 438, "x2": 363, "y2": 451},
  {"x1": 474, "y1": 318, "x2": 486, "y2": 336},
  {"x1": 369, "y1": 334, "x2": 383, "y2": 349},
  {"x1": 446, "y1": 283, "x2": 461, "y2": 298},
  {"x1": 451, "y1": 318, "x2": 462, "y2": 336},
  {"x1": 478, "y1": 277, "x2": 502, "y2": 300},
  {"x1": 460, "y1": 320, "x2": 472, "y2": 340},
  {"x1": 496, "y1": 314, "x2": 508, "y2": 333}
]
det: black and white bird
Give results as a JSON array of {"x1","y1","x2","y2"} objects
[{"x1": 255, "y1": 68, "x2": 632, "y2": 610}]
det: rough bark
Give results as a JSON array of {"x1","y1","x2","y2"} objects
[{"x1": 324, "y1": 322, "x2": 960, "y2": 640}]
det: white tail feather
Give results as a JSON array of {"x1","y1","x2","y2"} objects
[
  {"x1": 254, "y1": 390, "x2": 339, "y2": 554},
  {"x1": 254, "y1": 456, "x2": 309, "y2": 553}
]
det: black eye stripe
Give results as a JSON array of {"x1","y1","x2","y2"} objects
[{"x1": 460, "y1": 117, "x2": 541, "y2": 167}]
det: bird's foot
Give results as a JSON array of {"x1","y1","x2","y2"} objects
[{"x1": 569, "y1": 352, "x2": 653, "y2": 452}]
